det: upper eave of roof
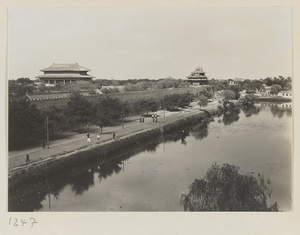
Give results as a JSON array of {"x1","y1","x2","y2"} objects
[{"x1": 41, "y1": 63, "x2": 91, "y2": 72}]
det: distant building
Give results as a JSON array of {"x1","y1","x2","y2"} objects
[
  {"x1": 261, "y1": 85, "x2": 272, "y2": 96},
  {"x1": 186, "y1": 67, "x2": 208, "y2": 85},
  {"x1": 278, "y1": 90, "x2": 292, "y2": 98},
  {"x1": 36, "y1": 63, "x2": 94, "y2": 86},
  {"x1": 228, "y1": 78, "x2": 243, "y2": 86}
]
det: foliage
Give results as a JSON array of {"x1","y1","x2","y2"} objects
[
  {"x1": 101, "y1": 87, "x2": 120, "y2": 94},
  {"x1": 123, "y1": 78, "x2": 188, "y2": 92},
  {"x1": 198, "y1": 95, "x2": 208, "y2": 109},
  {"x1": 66, "y1": 92, "x2": 94, "y2": 131},
  {"x1": 96, "y1": 96, "x2": 123, "y2": 131},
  {"x1": 199, "y1": 89, "x2": 213, "y2": 99},
  {"x1": 9, "y1": 78, "x2": 36, "y2": 98},
  {"x1": 60, "y1": 81, "x2": 97, "y2": 93},
  {"x1": 181, "y1": 163, "x2": 279, "y2": 211},
  {"x1": 163, "y1": 92, "x2": 191, "y2": 111},
  {"x1": 134, "y1": 98, "x2": 159, "y2": 115},
  {"x1": 208, "y1": 78, "x2": 225, "y2": 91},
  {"x1": 9, "y1": 99, "x2": 44, "y2": 150},
  {"x1": 270, "y1": 84, "x2": 283, "y2": 94},
  {"x1": 225, "y1": 86, "x2": 240, "y2": 99},
  {"x1": 41, "y1": 106, "x2": 69, "y2": 136},
  {"x1": 221, "y1": 90, "x2": 236, "y2": 101}
]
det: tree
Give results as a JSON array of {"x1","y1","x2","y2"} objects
[
  {"x1": 135, "y1": 98, "x2": 159, "y2": 115},
  {"x1": 61, "y1": 80, "x2": 96, "y2": 93},
  {"x1": 9, "y1": 99, "x2": 44, "y2": 150},
  {"x1": 66, "y1": 92, "x2": 94, "y2": 131},
  {"x1": 96, "y1": 96, "x2": 123, "y2": 133},
  {"x1": 270, "y1": 84, "x2": 282, "y2": 94},
  {"x1": 42, "y1": 105, "x2": 68, "y2": 137},
  {"x1": 198, "y1": 95, "x2": 208, "y2": 109},
  {"x1": 208, "y1": 78, "x2": 224, "y2": 91},
  {"x1": 221, "y1": 90, "x2": 236, "y2": 101},
  {"x1": 181, "y1": 163, "x2": 279, "y2": 211},
  {"x1": 9, "y1": 78, "x2": 36, "y2": 98}
]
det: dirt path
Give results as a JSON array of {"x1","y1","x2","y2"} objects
[{"x1": 8, "y1": 100, "x2": 219, "y2": 174}]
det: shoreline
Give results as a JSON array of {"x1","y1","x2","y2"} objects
[{"x1": 8, "y1": 104, "x2": 222, "y2": 192}]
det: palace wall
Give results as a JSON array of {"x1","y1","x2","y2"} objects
[{"x1": 30, "y1": 87, "x2": 208, "y2": 110}]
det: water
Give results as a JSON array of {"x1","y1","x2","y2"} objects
[{"x1": 9, "y1": 102, "x2": 293, "y2": 211}]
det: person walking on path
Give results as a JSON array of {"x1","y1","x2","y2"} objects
[
  {"x1": 113, "y1": 133, "x2": 116, "y2": 140},
  {"x1": 87, "y1": 133, "x2": 91, "y2": 143},
  {"x1": 97, "y1": 134, "x2": 100, "y2": 142},
  {"x1": 26, "y1": 154, "x2": 30, "y2": 163}
]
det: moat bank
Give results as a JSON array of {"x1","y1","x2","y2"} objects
[{"x1": 9, "y1": 104, "x2": 223, "y2": 194}]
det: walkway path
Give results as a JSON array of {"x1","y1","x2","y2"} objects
[{"x1": 8, "y1": 100, "x2": 219, "y2": 174}]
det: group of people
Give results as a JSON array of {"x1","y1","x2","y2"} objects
[
  {"x1": 86, "y1": 132, "x2": 116, "y2": 143},
  {"x1": 139, "y1": 115, "x2": 158, "y2": 123},
  {"x1": 152, "y1": 114, "x2": 158, "y2": 122},
  {"x1": 87, "y1": 133, "x2": 101, "y2": 143}
]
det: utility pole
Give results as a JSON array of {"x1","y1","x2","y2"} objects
[{"x1": 46, "y1": 116, "x2": 49, "y2": 148}]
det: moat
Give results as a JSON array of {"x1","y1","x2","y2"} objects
[{"x1": 9, "y1": 102, "x2": 292, "y2": 211}]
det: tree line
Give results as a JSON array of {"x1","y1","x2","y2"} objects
[{"x1": 9, "y1": 89, "x2": 212, "y2": 150}]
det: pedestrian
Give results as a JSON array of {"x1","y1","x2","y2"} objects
[
  {"x1": 26, "y1": 154, "x2": 30, "y2": 163},
  {"x1": 87, "y1": 133, "x2": 90, "y2": 143},
  {"x1": 42, "y1": 142, "x2": 45, "y2": 149},
  {"x1": 97, "y1": 134, "x2": 100, "y2": 141},
  {"x1": 113, "y1": 132, "x2": 115, "y2": 140}
]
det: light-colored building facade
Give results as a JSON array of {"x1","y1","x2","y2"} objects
[
  {"x1": 278, "y1": 90, "x2": 292, "y2": 98},
  {"x1": 186, "y1": 67, "x2": 208, "y2": 85},
  {"x1": 36, "y1": 63, "x2": 94, "y2": 86},
  {"x1": 228, "y1": 78, "x2": 243, "y2": 86}
]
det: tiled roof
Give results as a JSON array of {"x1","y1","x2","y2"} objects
[
  {"x1": 41, "y1": 63, "x2": 91, "y2": 72},
  {"x1": 36, "y1": 74, "x2": 94, "y2": 79},
  {"x1": 193, "y1": 67, "x2": 205, "y2": 73},
  {"x1": 280, "y1": 90, "x2": 292, "y2": 94}
]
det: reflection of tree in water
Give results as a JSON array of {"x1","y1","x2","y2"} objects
[
  {"x1": 97, "y1": 160, "x2": 122, "y2": 181},
  {"x1": 190, "y1": 120, "x2": 209, "y2": 140},
  {"x1": 242, "y1": 103, "x2": 260, "y2": 117},
  {"x1": 8, "y1": 182, "x2": 46, "y2": 211},
  {"x1": 69, "y1": 169, "x2": 95, "y2": 196},
  {"x1": 270, "y1": 104, "x2": 291, "y2": 118},
  {"x1": 260, "y1": 103, "x2": 292, "y2": 118},
  {"x1": 163, "y1": 128, "x2": 190, "y2": 144},
  {"x1": 181, "y1": 163, "x2": 279, "y2": 211},
  {"x1": 222, "y1": 105, "x2": 240, "y2": 125},
  {"x1": 144, "y1": 142, "x2": 159, "y2": 152}
]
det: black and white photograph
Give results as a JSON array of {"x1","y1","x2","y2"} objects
[{"x1": 2, "y1": 1, "x2": 300, "y2": 234}]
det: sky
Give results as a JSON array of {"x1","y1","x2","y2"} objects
[{"x1": 8, "y1": 7, "x2": 292, "y2": 81}]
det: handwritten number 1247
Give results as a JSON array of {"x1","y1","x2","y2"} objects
[{"x1": 9, "y1": 217, "x2": 37, "y2": 228}]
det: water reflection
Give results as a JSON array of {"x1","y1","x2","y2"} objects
[
  {"x1": 8, "y1": 143, "x2": 158, "y2": 211},
  {"x1": 242, "y1": 103, "x2": 260, "y2": 117},
  {"x1": 190, "y1": 120, "x2": 209, "y2": 140},
  {"x1": 222, "y1": 104, "x2": 240, "y2": 125},
  {"x1": 260, "y1": 102, "x2": 292, "y2": 118}
]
